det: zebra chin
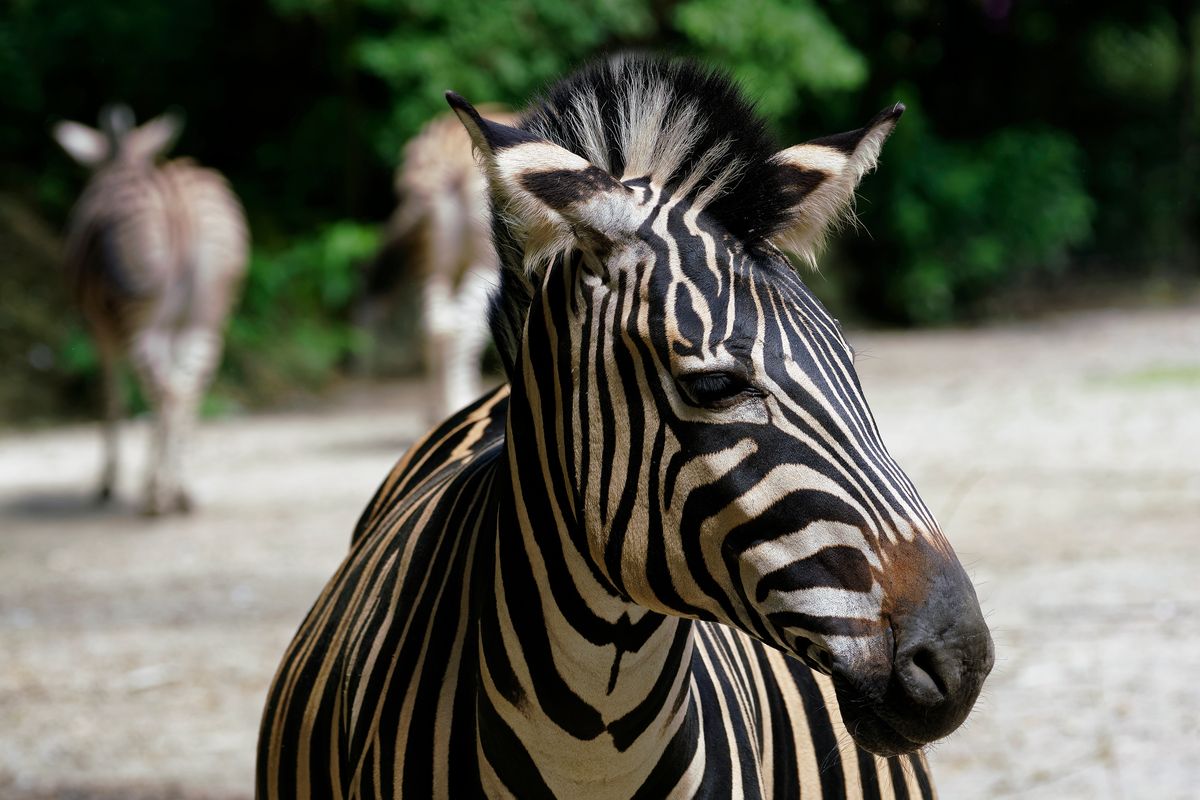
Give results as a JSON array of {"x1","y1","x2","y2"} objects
[{"x1": 829, "y1": 689, "x2": 936, "y2": 758}]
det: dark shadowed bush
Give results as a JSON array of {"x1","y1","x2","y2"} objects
[
  {"x1": 220, "y1": 223, "x2": 379, "y2": 405},
  {"x1": 874, "y1": 119, "x2": 1094, "y2": 322}
]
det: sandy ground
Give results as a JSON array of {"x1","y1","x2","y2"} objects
[{"x1": 1, "y1": 306, "x2": 1197, "y2": 799}]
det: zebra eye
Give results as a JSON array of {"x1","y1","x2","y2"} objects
[{"x1": 677, "y1": 371, "x2": 760, "y2": 409}]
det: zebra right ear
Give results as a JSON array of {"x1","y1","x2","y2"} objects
[
  {"x1": 124, "y1": 112, "x2": 183, "y2": 163},
  {"x1": 53, "y1": 121, "x2": 110, "y2": 168},
  {"x1": 446, "y1": 91, "x2": 637, "y2": 266},
  {"x1": 769, "y1": 104, "x2": 904, "y2": 268}
]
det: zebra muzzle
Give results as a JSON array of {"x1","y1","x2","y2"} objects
[{"x1": 829, "y1": 560, "x2": 994, "y2": 756}]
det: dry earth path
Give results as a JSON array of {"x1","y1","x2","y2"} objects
[{"x1": 1, "y1": 306, "x2": 1197, "y2": 799}]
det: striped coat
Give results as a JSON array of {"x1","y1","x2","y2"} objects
[
  {"x1": 54, "y1": 106, "x2": 248, "y2": 514},
  {"x1": 261, "y1": 387, "x2": 939, "y2": 798},
  {"x1": 259, "y1": 57, "x2": 991, "y2": 798}
]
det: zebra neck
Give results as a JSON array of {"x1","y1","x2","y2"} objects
[{"x1": 475, "y1": 444, "x2": 701, "y2": 797}]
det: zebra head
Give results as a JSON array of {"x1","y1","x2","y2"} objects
[
  {"x1": 53, "y1": 105, "x2": 182, "y2": 171},
  {"x1": 449, "y1": 58, "x2": 992, "y2": 757}
]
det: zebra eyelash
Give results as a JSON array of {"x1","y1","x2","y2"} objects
[{"x1": 676, "y1": 370, "x2": 763, "y2": 409}]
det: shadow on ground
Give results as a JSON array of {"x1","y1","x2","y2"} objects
[{"x1": 1, "y1": 492, "x2": 138, "y2": 521}]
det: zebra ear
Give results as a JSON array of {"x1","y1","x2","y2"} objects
[
  {"x1": 53, "y1": 121, "x2": 110, "y2": 168},
  {"x1": 446, "y1": 91, "x2": 636, "y2": 264},
  {"x1": 769, "y1": 104, "x2": 904, "y2": 267},
  {"x1": 124, "y1": 112, "x2": 183, "y2": 162}
]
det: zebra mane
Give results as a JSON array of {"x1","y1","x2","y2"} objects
[
  {"x1": 521, "y1": 54, "x2": 792, "y2": 244},
  {"x1": 487, "y1": 55, "x2": 795, "y2": 375}
]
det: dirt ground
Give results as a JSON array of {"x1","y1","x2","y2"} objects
[{"x1": 1, "y1": 306, "x2": 1197, "y2": 799}]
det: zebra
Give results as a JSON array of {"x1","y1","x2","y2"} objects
[
  {"x1": 359, "y1": 106, "x2": 519, "y2": 419},
  {"x1": 53, "y1": 105, "x2": 249, "y2": 515},
  {"x1": 258, "y1": 56, "x2": 993, "y2": 799}
]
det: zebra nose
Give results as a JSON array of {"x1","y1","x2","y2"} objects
[{"x1": 886, "y1": 570, "x2": 994, "y2": 732}]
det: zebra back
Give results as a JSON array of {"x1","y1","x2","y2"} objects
[{"x1": 55, "y1": 108, "x2": 248, "y2": 341}]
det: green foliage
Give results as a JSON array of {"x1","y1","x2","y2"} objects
[
  {"x1": 352, "y1": 0, "x2": 656, "y2": 160},
  {"x1": 221, "y1": 223, "x2": 379, "y2": 403},
  {"x1": 877, "y1": 116, "x2": 1094, "y2": 322},
  {"x1": 674, "y1": 0, "x2": 867, "y2": 117},
  {"x1": 1087, "y1": 15, "x2": 1182, "y2": 105}
]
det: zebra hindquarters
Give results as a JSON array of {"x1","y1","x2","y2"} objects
[
  {"x1": 70, "y1": 215, "x2": 164, "y2": 509},
  {"x1": 135, "y1": 165, "x2": 248, "y2": 516}
]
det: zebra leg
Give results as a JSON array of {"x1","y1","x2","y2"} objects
[
  {"x1": 443, "y1": 267, "x2": 493, "y2": 411},
  {"x1": 145, "y1": 387, "x2": 189, "y2": 515},
  {"x1": 155, "y1": 389, "x2": 195, "y2": 514},
  {"x1": 130, "y1": 329, "x2": 173, "y2": 516},
  {"x1": 443, "y1": 321, "x2": 485, "y2": 413},
  {"x1": 97, "y1": 342, "x2": 124, "y2": 504},
  {"x1": 422, "y1": 275, "x2": 457, "y2": 419},
  {"x1": 161, "y1": 327, "x2": 223, "y2": 513}
]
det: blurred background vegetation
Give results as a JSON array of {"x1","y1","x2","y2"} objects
[{"x1": 1, "y1": 0, "x2": 1197, "y2": 422}]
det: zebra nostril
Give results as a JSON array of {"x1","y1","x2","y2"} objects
[
  {"x1": 908, "y1": 647, "x2": 948, "y2": 700},
  {"x1": 807, "y1": 644, "x2": 834, "y2": 676},
  {"x1": 897, "y1": 644, "x2": 958, "y2": 707}
]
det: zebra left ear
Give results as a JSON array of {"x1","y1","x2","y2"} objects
[
  {"x1": 446, "y1": 91, "x2": 637, "y2": 266},
  {"x1": 53, "y1": 121, "x2": 110, "y2": 168},
  {"x1": 769, "y1": 104, "x2": 904, "y2": 267}
]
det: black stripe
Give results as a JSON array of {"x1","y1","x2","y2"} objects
[
  {"x1": 888, "y1": 756, "x2": 911, "y2": 800},
  {"x1": 856, "y1": 749, "x2": 883, "y2": 800},
  {"x1": 477, "y1": 688, "x2": 557, "y2": 800},
  {"x1": 909, "y1": 753, "x2": 934, "y2": 800},
  {"x1": 790, "y1": 660, "x2": 847, "y2": 799}
]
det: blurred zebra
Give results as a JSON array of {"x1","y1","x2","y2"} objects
[
  {"x1": 53, "y1": 105, "x2": 248, "y2": 515},
  {"x1": 360, "y1": 106, "x2": 518, "y2": 419},
  {"x1": 258, "y1": 57, "x2": 993, "y2": 798}
]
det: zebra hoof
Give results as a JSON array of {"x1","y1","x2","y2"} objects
[
  {"x1": 175, "y1": 491, "x2": 194, "y2": 514},
  {"x1": 140, "y1": 500, "x2": 166, "y2": 518},
  {"x1": 95, "y1": 486, "x2": 114, "y2": 505}
]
